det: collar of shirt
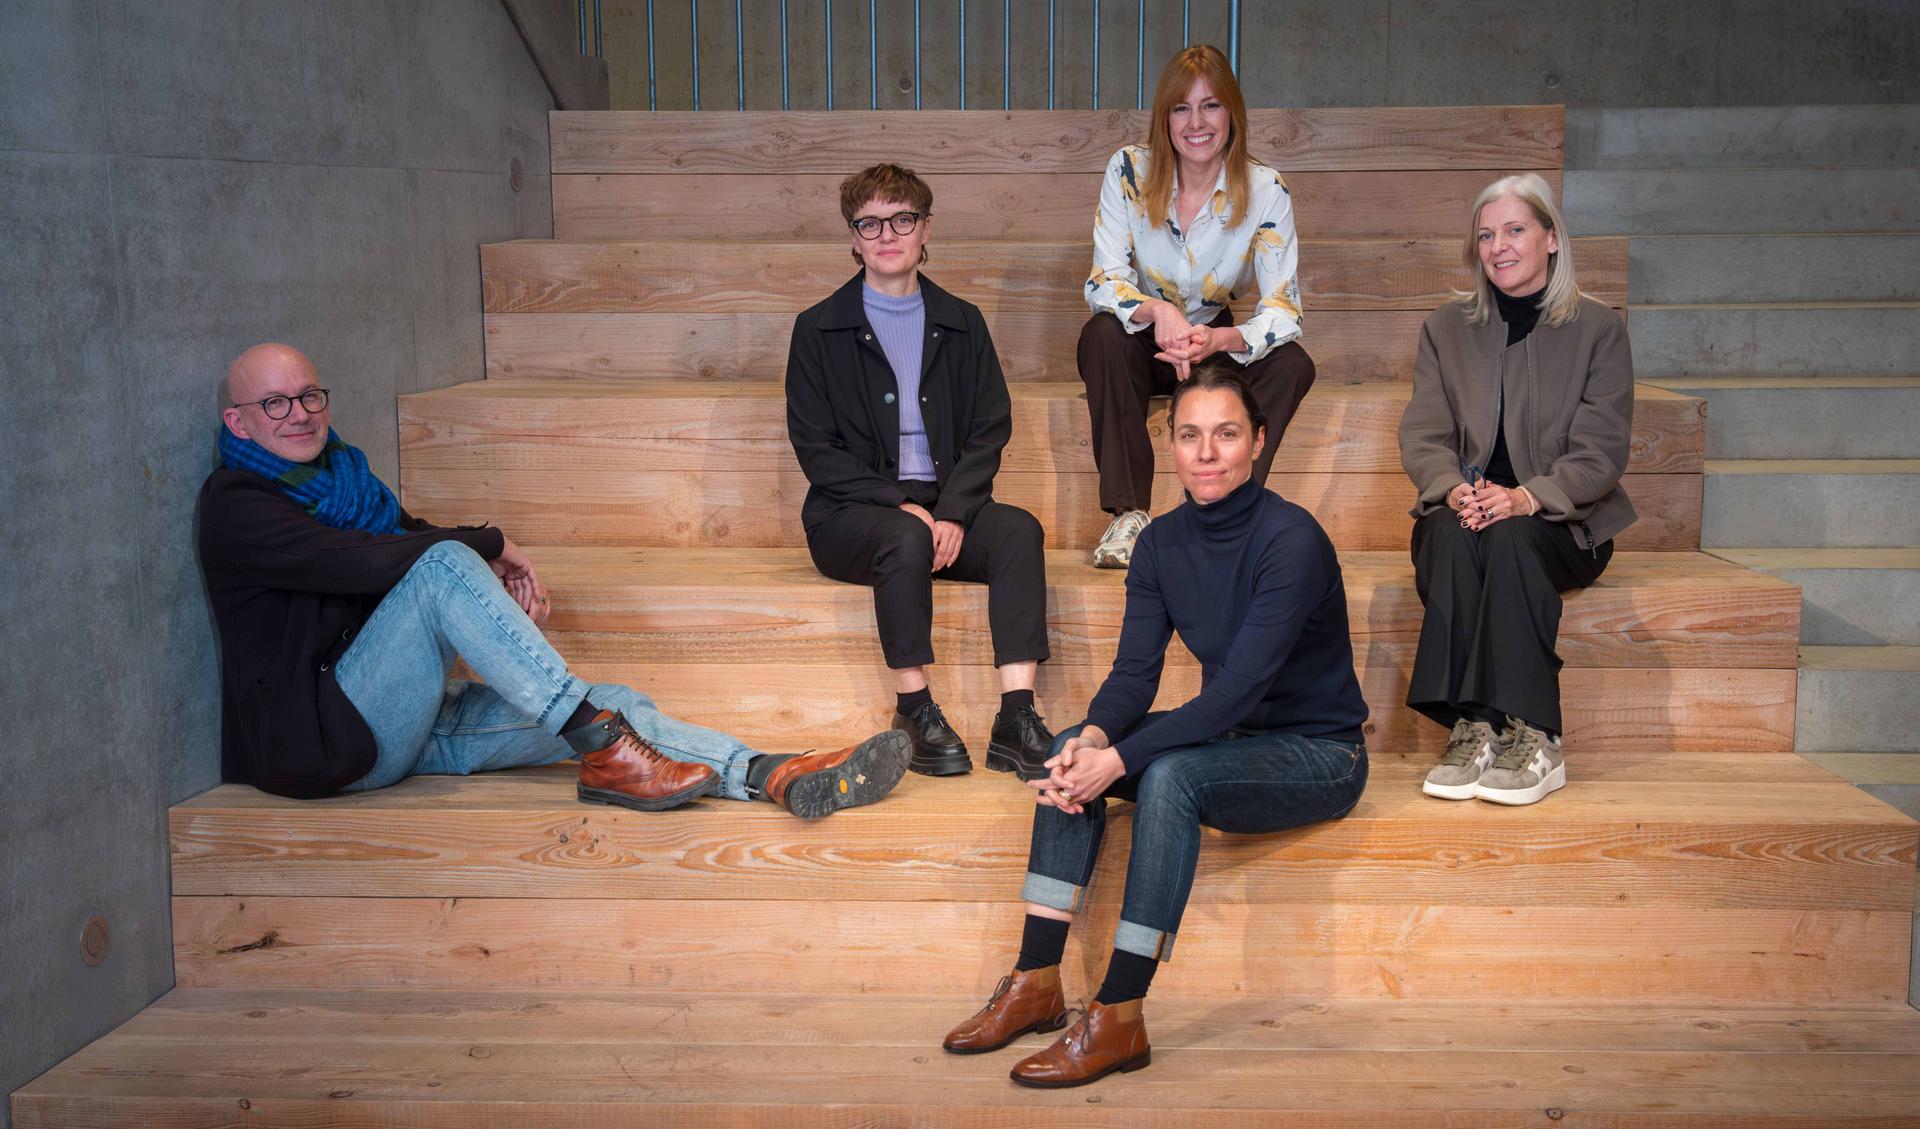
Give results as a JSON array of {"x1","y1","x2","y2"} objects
[{"x1": 1168, "y1": 161, "x2": 1231, "y2": 238}]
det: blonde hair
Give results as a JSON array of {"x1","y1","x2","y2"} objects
[
  {"x1": 1141, "y1": 45, "x2": 1251, "y2": 229},
  {"x1": 1454, "y1": 173, "x2": 1585, "y2": 328}
]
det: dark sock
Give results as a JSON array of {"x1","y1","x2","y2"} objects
[
  {"x1": 1094, "y1": 948, "x2": 1159, "y2": 1005},
  {"x1": 1014, "y1": 914, "x2": 1070, "y2": 972},
  {"x1": 745, "y1": 753, "x2": 796, "y2": 798},
  {"x1": 896, "y1": 687, "x2": 934, "y2": 716},
  {"x1": 999, "y1": 688, "x2": 1035, "y2": 716},
  {"x1": 561, "y1": 699, "x2": 602, "y2": 734}
]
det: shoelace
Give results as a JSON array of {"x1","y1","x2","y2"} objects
[
  {"x1": 613, "y1": 717, "x2": 668, "y2": 763},
  {"x1": 1492, "y1": 722, "x2": 1544, "y2": 772},
  {"x1": 1440, "y1": 722, "x2": 1495, "y2": 766}
]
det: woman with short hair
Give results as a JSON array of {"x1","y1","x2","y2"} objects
[
  {"x1": 1078, "y1": 44, "x2": 1317, "y2": 568},
  {"x1": 942, "y1": 367, "x2": 1368, "y2": 1088},
  {"x1": 1399, "y1": 172, "x2": 1636, "y2": 806}
]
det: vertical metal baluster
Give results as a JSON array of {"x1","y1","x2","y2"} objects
[
  {"x1": 1046, "y1": 0, "x2": 1055, "y2": 109},
  {"x1": 594, "y1": 0, "x2": 603, "y2": 56},
  {"x1": 1182, "y1": 0, "x2": 1189, "y2": 46},
  {"x1": 914, "y1": 0, "x2": 922, "y2": 109},
  {"x1": 1091, "y1": 0, "x2": 1100, "y2": 109},
  {"x1": 1135, "y1": 0, "x2": 1144, "y2": 109},
  {"x1": 578, "y1": 0, "x2": 587, "y2": 54},
  {"x1": 957, "y1": 0, "x2": 967, "y2": 109},
  {"x1": 735, "y1": 0, "x2": 745, "y2": 109},
  {"x1": 869, "y1": 0, "x2": 878, "y2": 109},
  {"x1": 780, "y1": 0, "x2": 790, "y2": 108},
  {"x1": 690, "y1": 0, "x2": 701, "y2": 109},
  {"x1": 1228, "y1": 0, "x2": 1240, "y2": 75},
  {"x1": 1001, "y1": 0, "x2": 1009, "y2": 110},
  {"x1": 825, "y1": 0, "x2": 834, "y2": 109},
  {"x1": 647, "y1": 0, "x2": 658, "y2": 109}
]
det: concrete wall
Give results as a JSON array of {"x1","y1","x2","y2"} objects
[
  {"x1": 606, "y1": 0, "x2": 1916, "y2": 111},
  {"x1": 0, "y1": 1, "x2": 553, "y2": 1120}
]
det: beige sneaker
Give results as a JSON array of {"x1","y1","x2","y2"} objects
[
  {"x1": 1474, "y1": 717, "x2": 1565, "y2": 805},
  {"x1": 1092, "y1": 509, "x2": 1151, "y2": 569},
  {"x1": 1422, "y1": 718, "x2": 1502, "y2": 800}
]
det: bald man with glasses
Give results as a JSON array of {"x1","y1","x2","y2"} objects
[{"x1": 198, "y1": 342, "x2": 909, "y2": 815}]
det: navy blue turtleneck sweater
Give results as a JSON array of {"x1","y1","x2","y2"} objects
[{"x1": 1083, "y1": 477, "x2": 1369, "y2": 775}]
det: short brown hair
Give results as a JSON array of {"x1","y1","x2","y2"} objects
[{"x1": 838, "y1": 163, "x2": 933, "y2": 223}]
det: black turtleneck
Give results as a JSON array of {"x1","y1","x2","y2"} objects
[
  {"x1": 1083, "y1": 477, "x2": 1369, "y2": 775},
  {"x1": 1484, "y1": 285, "x2": 1545, "y2": 488}
]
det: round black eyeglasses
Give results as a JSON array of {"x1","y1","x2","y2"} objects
[
  {"x1": 241, "y1": 388, "x2": 331, "y2": 420},
  {"x1": 849, "y1": 211, "x2": 927, "y2": 239}
]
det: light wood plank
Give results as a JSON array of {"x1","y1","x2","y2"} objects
[
  {"x1": 169, "y1": 896, "x2": 1909, "y2": 1002},
  {"x1": 484, "y1": 308, "x2": 1459, "y2": 384},
  {"x1": 552, "y1": 170, "x2": 1565, "y2": 240},
  {"x1": 478, "y1": 237, "x2": 1628, "y2": 313},
  {"x1": 1713, "y1": 547, "x2": 1920, "y2": 570},
  {"x1": 398, "y1": 379, "x2": 1704, "y2": 476},
  {"x1": 543, "y1": 661, "x2": 1795, "y2": 756},
  {"x1": 549, "y1": 106, "x2": 1567, "y2": 174},
  {"x1": 1799, "y1": 645, "x2": 1920, "y2": 672},
  {"x1": 396, "y1": 462, "x2": 1702, "y2": 552}
]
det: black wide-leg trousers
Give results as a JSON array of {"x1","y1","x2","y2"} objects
[
  {"x1": 1076, "y1": 311, "x2": 1316, "y2": 514},
  {"x1": 805, "y1": 482, "x2": 1051, "y2": 670},
  {"x1": 1406, "y1": 508, "x2": 1612, "y2": 736}
]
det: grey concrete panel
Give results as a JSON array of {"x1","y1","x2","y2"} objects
[
  {"x1": 1565, "y1": 169, "x2": 1920, "y2": 236},
  {"x1": 1797, "y1": 668, "x2": 1920, "y2": 753},
  {"x1": 405, "y1": 168, "x2": 538, "y2": 394},
  {"x1": 1569, "y1": 105, "x2": 1920, "y2": 170},
  {"x1": 397, "y1": 0, "x2": 553, "y2": 172},
  {"x1": 1766, "y1": 567, "x2": 1920, "y2": 647},
  {"x1": 0, "y1": 0, "x2": 110, "y2": 153},
  {"x1": 1629, "y1": 235, "x2": 1920, "y2": 305},
  {"x1": 1708, "y1": 3, "x2": 1918, "y2": 110},
  {"x1": 1238, "y1": 0, "x2": 1391, "y2": 109},
  {"x1": 1664, "y1": 384, "x2": 1920, "y2": 459},
  {"x1": 1701, "y1": 469, "x2": 1920, "y2": 549},
  {"x1": 0, "y1": 151, "x2": 174, "y2": 1129},
  {"x1": 1629, "y1": 308, "x2": 1920, "y2": 379},
  {"x1": 96, "y1": 0, "x2": 408, "y2": 167}
]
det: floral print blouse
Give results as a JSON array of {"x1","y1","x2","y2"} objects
[{"x1": 1084, "y1": 144, "x2": 1304, "y2": 363}]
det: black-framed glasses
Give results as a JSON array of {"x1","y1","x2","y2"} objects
[
  {"x1": 849, "y1": 211, "x2": 926, "y2": 239},
  {"x1": 241, "y1": 388, "x2": 331, "y2": 420}
]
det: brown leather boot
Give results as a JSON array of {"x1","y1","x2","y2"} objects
[
  {"x1": 761, "y1": 730, "x2": 910, "y2": 819},
  {"x1": 574, "y1": 710, "x2": 717, "y2": 812},
  {"x1": 1008, "y1": 998, "x2": 1151, "y2": 1087},
  {"x1": 941, "y1": 966, "x2": 1070, "y2": 1054}
]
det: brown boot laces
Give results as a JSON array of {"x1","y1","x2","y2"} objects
[
  {"x1": 612, "y1": 717, "x2": 668, "y2": 763},
  {"x1": 970, "y1": 974, "x2": 1014, "y2": 1020}
]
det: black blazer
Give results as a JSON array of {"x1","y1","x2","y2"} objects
[
  {"x1": 198, "y1": 469, "x2": 504, "y2": 798},
  {"x1": 785, "y1": 272, "x2": 1012, "y2": 532}
]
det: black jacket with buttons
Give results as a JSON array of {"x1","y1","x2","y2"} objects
[
  {"x1": 785, "y1": 272, "x2": 1013, "y2": 532},
  {"x1": 198, "y1": 468, "x2": 505, "y2": 798}
]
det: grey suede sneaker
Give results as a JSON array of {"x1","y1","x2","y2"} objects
[
  {"x1": 1092, "y1": 510, "x2": 1151, "y2": 569},
  {"x1": 1422, "y1": 719, "x2": 1502, "y2": 800},
  {"x1": 1474, "y1": 717, "x2": 1566, "y2": 805}
]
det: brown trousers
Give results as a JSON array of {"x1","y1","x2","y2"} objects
[{"x1": 1076, "y1": 311, "x2": 1316, "y2": 513}]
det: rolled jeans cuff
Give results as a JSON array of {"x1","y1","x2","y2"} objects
[
  {"x1": 1114, "y1": 918, "x2": 1176, "y2": 962},
  {"x1": 1020, "y1": 872, "x2": 1086, "y2": 914}
]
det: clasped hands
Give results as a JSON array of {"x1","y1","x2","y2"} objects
[
  {"x1": 1149, "y1": 303, "x2": 1241, "y2": 381},
  {"x1": 900, "y1": 502, "x2": 965, "y2": 570},
  {"x1": 492, "y1": 535, "x2": 552, "y2": 626},
  {"x1": 1028, "y1": 726, "x2": 1128, "y2": 815},
  {"x1": 1448, "y1": 481, "x2": 1533, "y2": 532}
]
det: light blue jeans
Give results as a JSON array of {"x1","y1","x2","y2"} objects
[{"x1": 335, "y1": 541, "x2": 762, "y2": 797}]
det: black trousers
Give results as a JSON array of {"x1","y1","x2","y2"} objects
[
  {"x1": 1076, "y1": 311, "x2": 1316, "y2": 514},
  {"x1": 1406, "y1": 508, "x2": 1612, "y2": 736},
  {"x1": 805, "y1": 482, "x2": 1051, "y2": 670}
]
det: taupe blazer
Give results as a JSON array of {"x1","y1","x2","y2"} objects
[{"x1": 1398, "y1": 296, "x2": 1637, "y2": 548}]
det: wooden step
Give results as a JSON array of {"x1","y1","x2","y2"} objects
[
  {"x1": 554, "y1": 168, "x2": 1565, "y2": 241},
  {"x1": 551, "y1": 106, "x2": 1567, "y2": 174},
  {"x1": 479, "y1": 238, "x2": 1629, "y2": 314},
  {"x1": 19, "y1": 989, "x2": 1920, "y2": 1126},
  {"x1": 166, "y1": 755, "x2": 1913, "y2": 1001},
  {"x1": 396, "y1": 382, "x2": 1703, "y2": 552}
]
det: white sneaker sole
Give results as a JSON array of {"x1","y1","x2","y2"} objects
[
  {"x1": 1421, "y1": 777, "x2": 1480, "y2": 800},
  {"x1": 1473, "y1": 762, "x2": 1566, "y2": 806}
]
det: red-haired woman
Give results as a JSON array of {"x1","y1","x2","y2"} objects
[{"x1": 1079, "y1": 44, "x2": 1316, "y2": 568}]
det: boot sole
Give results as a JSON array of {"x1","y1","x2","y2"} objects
[
  {"x1": 942, "y1": 1011, "x2": 1071, "y2": 1055},
  {"x1": 909, "y1": 749, "x2": 973, "y2": 776},
  {"x1": 782, "y1": 731, "x2": 912, "y2": 819},
  {"x1": 577, "y1": 773, "x2": 716, "y2": 813},
  {"x1": 985, "y1": 743, "x2": 1049, "y2": 782},
  {"x1": 1009, "y1": 1048, "x2": 1152, "y2": 1088}
]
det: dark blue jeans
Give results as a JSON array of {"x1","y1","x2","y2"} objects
[{"x1": 1020, "y1": 714, "x2": 1368, "y2": 960}]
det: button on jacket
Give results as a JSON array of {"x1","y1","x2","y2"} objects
[{"x1": 786, "y1": 272, "x2": 1012, "y2": 532}]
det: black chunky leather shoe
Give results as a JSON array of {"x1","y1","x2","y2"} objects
[
  {"x1": 986, "y1": 705, "x2": 1055, "y2": 781},
  {"x1": 892, "y1": 700, "x2": 971, "y2": 776}
]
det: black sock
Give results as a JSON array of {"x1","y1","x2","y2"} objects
[
  {"x1": 1014, "y1": 914, "x2": 1070, "y2": 972},
  {"x1": 1094, "y1": 948, "x2": 1159, "y2": 1005},
  {"x1": 561, "y1": 699, "x2": 602, "y2": 734},
  {"x1": 999, "y1": 688, "x2": 1035, "y2": 715},
  {"x1": 745, "y1": 753, "x2": 795, "y2": 798},
  {"x1": 896, "y1": 687, "x2": 934, "y2": 716}
]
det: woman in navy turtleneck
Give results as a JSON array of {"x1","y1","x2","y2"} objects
[{"x1": 940, "y1": 367, "x2": 1369, "y2": 1089}]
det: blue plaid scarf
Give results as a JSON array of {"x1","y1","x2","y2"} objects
[{"x1": 217, "y1": 426, "x2": 405, "y2": 535}]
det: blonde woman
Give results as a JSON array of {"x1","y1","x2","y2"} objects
[
  {"x1": 1078, "y1": 44, "x2": 1315, "y2": 568},
  {"x1": 1399, "y1": 173, "x2": 1636, "y2": 806}
]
